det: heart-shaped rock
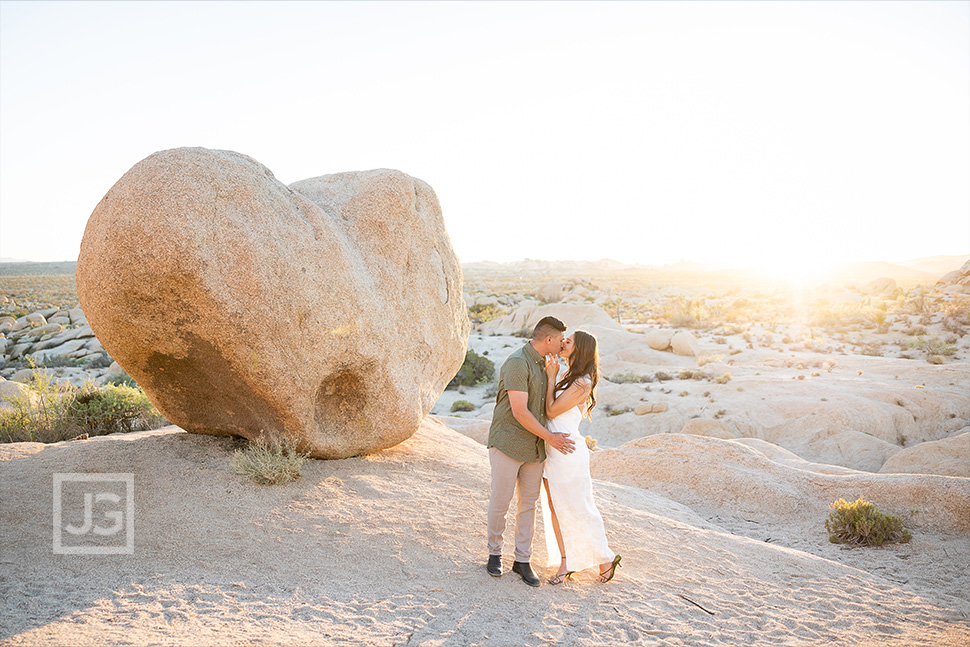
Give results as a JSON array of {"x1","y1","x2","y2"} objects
[{"x1": 77, "y1": 148, "x2": 468, "y2": 458}]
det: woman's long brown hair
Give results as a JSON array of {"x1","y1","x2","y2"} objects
[{"x1": 556, "y1": 330, "x2": 598, "y2": 416}]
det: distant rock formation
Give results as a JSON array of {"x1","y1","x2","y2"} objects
[
  {"x1": 76, "y1": 148, "x2": 468, "y2": 458},
  {"x1": 936, "y1": 259, "x2": 970, "y2": 293},
  {"x1": 535, "y1": 281, "x2": 564, "y2": 303},
  {"x1": 0, "y1": 308, "x2": 101, "y2": 366}
]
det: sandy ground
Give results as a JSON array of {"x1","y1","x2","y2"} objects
[{"x1": 1, "y1": 420, "x2": 968, "y2": 647}]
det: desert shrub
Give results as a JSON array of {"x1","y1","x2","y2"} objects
[
  {"x1": 468, "y1": 303, "x2": 505, "y2": 323},
  {"x1": 604, "y1": 405, "x2": 632, "y2": 417},
  {"x1": 903, "y1": 325, "x2": 927, "y2": 336},
  {"x1": 927, "y1": 355, "x2": 945, "y2": 365},
  {"x1": 104, "y1": 374, "x2": 139, "y2": 388},
  {"x1": 861, "y1": 343, "x2": 883, "y2": 357},
  {"x1": 905, "y1": 337, "x2": 957, "y2": 356},
  {"x1": 696, "y1": 354, "x2": 723, "y2": 367},
  {"x1": 84, "y1": 353, "x2": 114, "y2": 369},
  {"x1": 448, "y1": 350, "x2": 496, "y2": 388},
  {"x1": 0, "y1": 368, "x2": 166, "y2": 443},
  {"x1": 32, "y1": 354, "x2": 83, "y2": 368},
  {"x1": 864, "y1": 307, "x2": 887, "y2": 327},
  {"x1": 660, "y1": 297, "x2": 711, "y2": 328},
  {"x1": 68, "y1": 384, "x2": 166, "y2": 434},
  {"x1": 654, "y1": 371, "x2": 671, "y2": 382},
  {"x1": 825, "y1": 498, "x2": 912, "y2": 547},
  {"x1": 230, "y1": 436, "x2": 310, "y2": 485},
  {"x1": 609, "y1": 372, "x2": 653, "y2": 384},
  {"x1": 450, "y1": 399, "x2": 476, "y2": 413},
  {"x1": 713, "y1": 372, "x2": 731, "y2": 384},
  {"x1": 678, "y1": 369, "x2": 708, "y2": 381},
  {"x1": 511, "y1": 327, "x2": 531, "y2": 338},
  {"x1": 483, "y1": 383, "x2": 500, "y2": 399}
]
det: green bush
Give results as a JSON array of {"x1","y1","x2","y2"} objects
[
  {"x1": 825, "y1": 497, "x2": 912, "y2": 547},
  {"x1": 450, "y1": 399, "x2": 476, "y2": 413},
  {"x1": 84, "y1": 353, "x2": 114, "y2": 369},
  {"x1": 0, "y1": 367, "x2": 166, "y2": 443},
  {"x1": 905, "y1": 336, "x2": 957, "y2": 356},
  {"x1": 68, "y1": 384, "x2": 166, "y2": 435},
  {"x1": 448, "y1": 350, "x2": 495, "y2": 388},
  {"x1": 104, "y1": 374, "x2": 139, "y2": 388},
  {"x1": 468, "y1": 303, "x2": 505, "y2": 323},
  {"x1": 230, "y1": 436, "x2": 310, "y2": 485},
  {"x1": 604, "y1": 405, "x2": 632, "y2": 417},
  {"x1": 32, "y1": 354, "x2": 83, "y2": 368}
]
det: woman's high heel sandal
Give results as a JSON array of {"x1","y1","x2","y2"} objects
[
  {"x1": 548, "y1": 558, "x2": 574, "y2": 585},
  {"x1": 598, "y1": 555, "x2": 621, "y2": 583}
]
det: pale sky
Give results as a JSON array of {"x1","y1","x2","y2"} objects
[{"x1": 1, "y1": 1, "x2": 968, "y2": 273}]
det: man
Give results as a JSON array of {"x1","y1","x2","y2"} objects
[{"x1": 486, "y1": 316, "x2": 576, "y2": 587}]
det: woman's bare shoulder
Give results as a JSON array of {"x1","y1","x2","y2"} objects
[{"x1": 575, "y1": 375, "x2": 593, "y2": 388}]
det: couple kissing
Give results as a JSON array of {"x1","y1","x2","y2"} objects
[{"x1": 485, "y1": 316, "x2": 621, "y2": 587}]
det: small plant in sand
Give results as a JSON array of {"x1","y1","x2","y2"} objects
[
  {"x1": 696, "y1": 354, "x2": 723, "y2": 367},
  {"x1": 448, "y1": 350, "x2": 495, "y2": 388},
  {"x1": 609, "y1": 372, "x2": 653, "y2": 384},
  {"x1": 713, "y1": 372, "x2": 731, "y2": 384},
  {"x1": 825, "y1": 498, "x2": 912, "y2": 547},
  {"x1": 604, "y1": 405, "x2": 632, "y2": 417},
  {"x1": 678, "y1": 369, "x2": 708, "y2": 381},
  {"x1": 231, "y1": 436, "x2": 310, "y2": 485},
  {"x1": 450, "y1": 399, "x2": 476, "y2": 413}
]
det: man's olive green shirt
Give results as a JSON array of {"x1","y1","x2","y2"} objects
[{"x1": 487, "y1": 342, "x2": 548, "y2": 463}]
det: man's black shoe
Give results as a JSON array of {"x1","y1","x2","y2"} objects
[
  {"x1": 511, "y1": 561, "x2": 540, "y2": 587},
  {"x1": 486, "y1": 554, "x2": 502, "y2": 577}
]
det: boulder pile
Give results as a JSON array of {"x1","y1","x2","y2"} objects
[{"x1": 0, "y1": 307, "x2": 106, "y2": 367}]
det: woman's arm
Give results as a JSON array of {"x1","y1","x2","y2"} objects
[
  {"x1": 544, "y1": 356, "x2": 561, "y2": 418},
  {"x1": 546, "y1": 380, "x2": 590, "y2": 419}
]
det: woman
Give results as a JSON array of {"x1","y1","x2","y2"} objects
[{"x1": 541, "y1": 330, "x2": 621, "y2": 584}]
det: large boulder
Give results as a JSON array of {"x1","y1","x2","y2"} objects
[
  {"x1": 644, "y1": 328, "x2": 675, "y2": 351},
  {"x1": 76, "y1": 147, "x2": 468, "y2": 458},
  {"x1": 670, "y1": 330, "x2": 699, "y2": 356}
]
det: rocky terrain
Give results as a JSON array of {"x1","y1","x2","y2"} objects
[{"x1": 1, "y1": 255, "x2": 968, "y2": 645}]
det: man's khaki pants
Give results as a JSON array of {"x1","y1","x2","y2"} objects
[{"x1": 487, "y1": 446, "x2": 544, "y2": 562}]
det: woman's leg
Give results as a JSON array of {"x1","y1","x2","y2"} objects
[{"x1": 543, "y1": 478, "x2": 568, "y2": 575}]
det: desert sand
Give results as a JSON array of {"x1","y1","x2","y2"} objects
[{"x1": 0, "y1": 419, "x2": 968, "y2": 647}]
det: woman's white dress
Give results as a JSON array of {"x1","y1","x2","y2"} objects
[{"x1": 541, "y1": 377, "x2": 615, "y2": 573}]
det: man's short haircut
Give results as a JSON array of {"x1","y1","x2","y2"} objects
[{"x1": 532, "y1": 316, "x2": 566, "y2": 341}]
